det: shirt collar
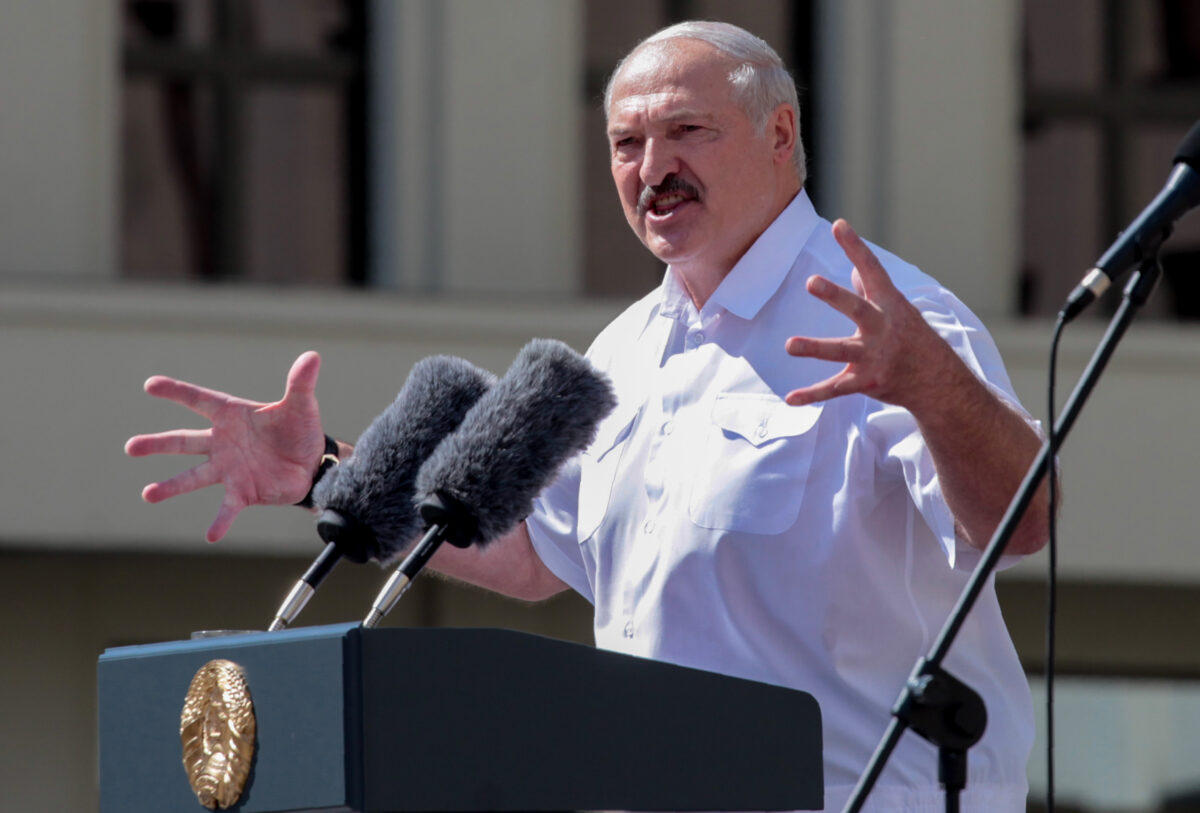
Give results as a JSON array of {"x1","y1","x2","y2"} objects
[{"x1": 708, "y1": 189, "x2": 818, "y2": 320}]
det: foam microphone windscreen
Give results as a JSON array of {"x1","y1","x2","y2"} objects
[
  {"x1": 414, "y1": 338, "x2": 617, "y2": 548},
  {"x1": 311, "y1": 355, "x2": 495, "y2": 563}
]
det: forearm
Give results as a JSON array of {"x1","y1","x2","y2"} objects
[
  {"x1": 429, "y1": 521, "x2": 569, "y2": 601},
  {"x1": 909, "y1": 358, "x2": 1051, "y2": 556}
]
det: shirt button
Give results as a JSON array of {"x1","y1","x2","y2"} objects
[
  {"x1": 755, "y1": 425, "x2": 768, "y2": 439},
  {"x1": 661, "y1": 420, "x2": 673, "y2": 435},
  {"x1": 624, "y1": 621, "x2": 634, "y2": 638},
  {"x1": 643, "y1": 519, "x2": 655, "y2": 534},
  {"x1": 691, "y1": 331, "x2": 705, "y2": 345}
]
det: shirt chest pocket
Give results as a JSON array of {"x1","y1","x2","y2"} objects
[
  {"x1": 577, "y1": 406, "x2": 639, "y2": 543},
  {"x1": 687, "y1": 394, "x2": 823, "y2": 535}
]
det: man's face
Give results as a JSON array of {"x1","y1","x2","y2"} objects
[{"x1": 606, "y1": 40, "x2": 786, "y2": 277}]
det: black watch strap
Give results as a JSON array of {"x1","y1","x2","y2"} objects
[{"x1": 295, "y1": 434, "x2": 340, "y2": 509}]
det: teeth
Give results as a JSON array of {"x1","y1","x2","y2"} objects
[{"x1": 653, "y1": 194, "x2": 689, "y2": 214}]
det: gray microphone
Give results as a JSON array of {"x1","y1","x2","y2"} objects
[
  {"x1": 268, "y1": 355, "x2": 495, "y2": 631},
  {"x1": 362, "y1": 338, "x2": 617, "y2": 627}
]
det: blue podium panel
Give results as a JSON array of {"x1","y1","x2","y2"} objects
[
  {"x1": 99, "y1": 624, "x2": 357, "y2": 813},
  {"x1": 99, "y1": 624, "x2": 822, "y2": 812}
]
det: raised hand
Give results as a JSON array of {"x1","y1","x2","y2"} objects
[
  {"x1": 125, "y1": 351, "x2": 328, "y2": 542},
  {"x1": 783, "y1": 219, "x2": 962, "y2": 412},
  {"x1": 785, "y1": 219, "x2": 1050, "y2": 554}
]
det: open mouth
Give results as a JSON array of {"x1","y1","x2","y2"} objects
[
  {"x1": 637, "y1": 178, "x2": 701, "y2": 219},
  {"x1": 646, "y1": 193, "x2": 696, "y2": 217}
]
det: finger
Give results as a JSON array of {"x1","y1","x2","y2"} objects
[
  {"x1": 851, "y1": 266, "x2": 867, "y2": 299},
  {"x1": 785, "y1": 335, "x2": 861, "y2": 364},
  {"x1": 282, "y1": 351, "x2": 322, "y2": 403},
  {"x1": 144, "y1": 376, "x2": 231, "y2": 419},
  {"x1": 125, "y1": 429, "x2": 211, "y2": 457},
  {"x1": 206, "y1": 497, "x2": 244, "y2": 543},
  {"x1": 806, "y1": 275, "x2": 880, "y2": 327},
  {"x1": 141, "y1": 462, "x2": 220, "y2": 503},
  {"x1": 831, "y1": 219, "x2": 894, "y2": 298},
  {"x1": 785, "y1": 371, "x2": 864, "y2": 406}
]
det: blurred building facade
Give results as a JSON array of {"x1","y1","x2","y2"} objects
[{"x1": 2, "y1": 1, "x2": 1200, "y2": 810}]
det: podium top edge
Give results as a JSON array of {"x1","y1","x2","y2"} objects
[{"x1": 98, "y1": 621, "x2": 360, "y2": 662}]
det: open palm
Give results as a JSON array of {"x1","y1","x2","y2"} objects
[{"x1": 125, "y1": 352, "x2": 327, "y2": 542}]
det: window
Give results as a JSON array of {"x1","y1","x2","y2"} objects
[
  {"x1": 120, "y1": 0, "x2": 367, "y2": 284},
  {"x1": 1021, "y1": 0, "x2": 1200, "y2": 319}
]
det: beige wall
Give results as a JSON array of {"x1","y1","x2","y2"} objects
[
  {"x1": 0, "y1": 284, "x2": 626, "y2": 553},
  {"x1": 997, "y1": 320, "x2": 1200, "y2": 586}
]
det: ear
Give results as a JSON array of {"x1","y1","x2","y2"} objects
[{"x1": 767, "y1": 103, "x2": 797, "y2": 167}]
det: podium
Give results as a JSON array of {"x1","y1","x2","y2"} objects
[{"x1": 98, "y1": 624, "x2": 822, "y2": 812}]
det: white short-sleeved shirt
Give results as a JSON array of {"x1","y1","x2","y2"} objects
[{"x1": 527, "y1": 191, "x2": 1034, "y2": 812}]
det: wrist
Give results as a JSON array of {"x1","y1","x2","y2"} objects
[
  {"x1": 295, "y1": 434, "x2": 340, "y2": 509},
  {"x1": 898, "y1": 337, "x2": 977, "y2": 419}
]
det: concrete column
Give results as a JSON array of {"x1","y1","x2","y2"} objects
[
  {"x1": 371, "y1": 0, "x2": 584, "y2": 296},
  {"x1": 0, "y1": 0, "x2": 117, "y2": 278},
  {"x1": 816, "y1": 0, "x2": 1020, "y2": 317}
]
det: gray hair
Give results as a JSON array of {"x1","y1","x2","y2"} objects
[{"x1": 603, "y1": 20, "x2": 806, "y2": 185}]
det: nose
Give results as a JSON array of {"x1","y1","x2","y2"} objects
[{"x1": 639, "y1": 137, "x2": 680, "y2": 188}]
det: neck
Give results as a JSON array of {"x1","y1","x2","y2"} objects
[
  {"x1": 674, "y1": 183, "x2": 802, "y2": 309},
  {"x1": 672, "y1": 264, "x2": 724, "y2": 310}
]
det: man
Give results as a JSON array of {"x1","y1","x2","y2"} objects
[{"x1": 127, "y1": 21, "x2": 1048, "y2": 811}]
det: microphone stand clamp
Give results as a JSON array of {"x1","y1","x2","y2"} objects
[{"x1": 892, "y1": 659, "x2": 987, "y2": 812}]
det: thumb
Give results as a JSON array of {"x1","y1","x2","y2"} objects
[{"x1": 282, "y1": 351, "x2": 322, "y2": 403}]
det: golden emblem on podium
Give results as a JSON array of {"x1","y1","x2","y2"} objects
[{"x1": 180, "y1": 659, "x2": 257, "y2": 810}]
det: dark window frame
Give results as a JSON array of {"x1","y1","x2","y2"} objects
[
  {"x1": 121, "y1": 0, "x2": 370, "y2": 284},
  {"x1": 1023, "y1": 0, "x2": 1200, "y2": 318}
]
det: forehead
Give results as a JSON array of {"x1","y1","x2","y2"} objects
[{"x1": 607, "y1": 40, "x2": 741, "y2": 125}]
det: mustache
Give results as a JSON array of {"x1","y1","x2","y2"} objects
[{"x1": 636, "y1": 176, "x2": 701, "y2": 216}]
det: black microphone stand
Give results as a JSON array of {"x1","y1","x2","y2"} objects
[
  {"x1": 267, "y1": 542, "x2": 343, "y2": 630},
  {"x1": 361, "y1": 492, "x2": 477, "y2": 628},
  {"x1": 843, "y1": 255, "x2": 1164, "y2": 812},
  {"x1": 267, "y1": 509, "x2": 377, "y2": 631}
]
